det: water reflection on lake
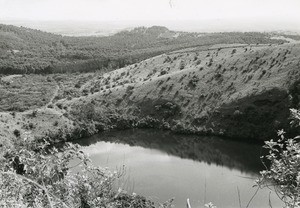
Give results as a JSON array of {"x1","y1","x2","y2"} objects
[{"x1": 75, "y1": 129, "x2": 283, "y2": 208}]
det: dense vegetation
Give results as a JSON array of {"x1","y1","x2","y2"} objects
[
  {"x1": 0, "y1": 24, "x2": 287, "y2": 74},
  {"x1": 258, "y1": 109, "x2": 300, "y2": 207},
  {"x1": 0, "y1": 110, "x2": 299, "y2": 207},
  {"x1": 0, "y1": 138, "x2": 173, "y2": 208}
]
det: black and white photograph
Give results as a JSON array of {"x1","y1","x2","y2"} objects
[{"x1": 0, "y1": 0, "x2": 300, "y2": 207}]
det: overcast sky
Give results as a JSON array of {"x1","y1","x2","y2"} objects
[{"x1": 1, "y1": 0, "x2": 300, "y2": 32}]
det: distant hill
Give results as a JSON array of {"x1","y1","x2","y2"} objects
[{"x1": 0, "y1": 23, "x2": 292, "y2": 74}]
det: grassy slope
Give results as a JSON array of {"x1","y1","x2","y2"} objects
[
  {"x1": 66, "y1": 42, "x2": 300, "y2": 140},
  {"x1": 1, "y1": 42, "x2": 300, "y2": 154}
]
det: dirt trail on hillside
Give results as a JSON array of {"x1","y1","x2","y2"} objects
[
  {"x1": 169, "y1": 43, "x2": 279, "y2": 55},
  {"x1": 1, "y1": 75, "x2": 22, "y2": 82},
  {"x1": 47, "y1": 85, "x2": 59, "y2": 106}
]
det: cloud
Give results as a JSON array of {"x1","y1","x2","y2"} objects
[{"x1": 0, "y1": 0, "x2": 299, "y2": 31}]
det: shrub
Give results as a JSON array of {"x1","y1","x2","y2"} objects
[
  {"x1": 11, "y1": 112, "x2": 16, "y2": 118},
  {"x1": 154, "y1": 102, "x2": 179, "y2": 117},
  {"x1": 179, "y1": 60, "x2": 185, "y2": 70},
  {"x1": 126, "y1": 85, "x2": 134, "y2": 92},
  {"x1": 258, "y1": 109, "x2": 300, "y2": 207},
  {"x1": 56, "y1": 103, "x2": 63, "y2": 109},
  {"x1": 233, "y1": 109, "x2": 243, "y2": 117},
  {"x1": 259, "y1": 70, "x2": 267, "y2": 79},
  {"x1": 188, "y1": 76, "x2": 199, "y2": 88},
  {"x1": 28, "y1": 122, "x2": 35, "y2": 129},
  {"x1": 214, "y1": 73, "x2": 222, "y2": 79},
  {"x1": 207, "y1": 59, "x2": 213, "y2": 67},
  {"x1": 163, "y1": 56, "x2": 172, "y2": 63},
  {"x1": 13, "y1": 129, "x2": 20, "y2": 137},
  {"x1": 0, "y1": 140, "x2": 157, "y2": 208},
  {"x1": 160, "y1": 70, "x2": 168, "y2": 76},
  {"x1": 136, "y1": 116, "x2": 161, "y2": 128},
  {"x1": 82, "y1": 89, "x2": 89, "y2": 95},
  {"x1": 31, "y1": 110, "x2": 38, "y2": 117},
  {"x1": 47, "y1": 104, "x2": 54, "y2": 108},
  {"x1": 46, "y1": 77, "x2": 52, "y2": 82},
  {"x1": 74, "y1": 82, "x2": 81, "y2": 88},
  {"x1": 171, "y1": 121, "x2": 186, "y2": 133}
]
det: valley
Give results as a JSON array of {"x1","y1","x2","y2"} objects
[
  {"x1": 1, "y1": 24, "x2": 300, "y2": 207},
  {"x1": 1, "y1": 0, "x2": 300, "y2": 205}
]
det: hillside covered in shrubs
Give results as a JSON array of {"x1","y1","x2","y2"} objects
[{"x1": 1, "y1": 40, "x2": 300, "y2": 148}]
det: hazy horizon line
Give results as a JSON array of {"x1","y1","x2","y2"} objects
[{"x1": 1, "y1": 18, "x2": 300, "y2": 36}]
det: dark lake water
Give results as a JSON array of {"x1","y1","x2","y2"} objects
[{"x1": 75, "y1": 129, "x2": 283, "y2": 208}]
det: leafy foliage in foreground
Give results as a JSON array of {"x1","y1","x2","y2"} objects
[
  {"x1": 258, "y1": 109, "x2": 300, "y2": 207},
  {"x1": 0, "y1": 139, "x2": 162, "y2": 208}
]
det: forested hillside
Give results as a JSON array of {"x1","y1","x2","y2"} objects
[{"x1": 0, "y1": 24, "x2": 288, "y2": 74}]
